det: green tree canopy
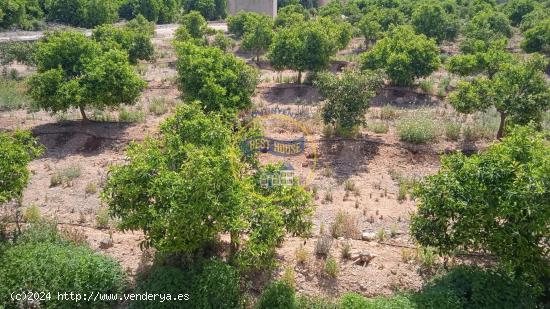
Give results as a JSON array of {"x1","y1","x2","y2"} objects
[
  {"x1": 0, "y1": 0, "x2": 43, "y2": 30},
  {"x1": 449, "y1": 55, "x2": 550, "y2": 138},
  {"x1": 521, "y1": 18, "x2": 550, "y2": 54},
  {"x1": 315, "y1": 69, "x2": 384, "y2": 135},
  {"x1": 29, "y1": 31, "x2": 146, "y2": 120},
  {"x1": 361, "y1": 25, "x2": 440, "y2": 86},
  {"x1": 411, "y1": 126, "x2": 550, "y2": 279},
  {"x1": 268, "y1": 18, "x2": 347, "y2": 82},
  {"x1": 464, "y1": 10, "x2": 512, "y2": 41},
  {"x1": 45, "y1": 0, "x2": 118, "y2": 28},
  {"x1": 504, "y1": 0, "x2": 537, "y2": 26},
  {"x1": 175, "y1": 42, "x2": 258, "y2": 113},
  {"x1": 412, "y1": 0, "x2": 460, "y2": 43},
  {"x1": 182, "y1": 0, "x2": 226, "y2": 20},
  {"x1": 241, "y1": 14, "x2": 274, "y2": 63},
  {"x1": 92, "y1": 19, "x2": 155, "y2": 64},
  {"x1": 0, "y1": 130, "x2": 43, "y2": 204},
  {"x1": 447, "y1": 39, "x2": 514, "y2": 78}
]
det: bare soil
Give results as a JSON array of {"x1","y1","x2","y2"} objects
[{"x1": 0, "y1": 30, "x2": 494, "y2": 298}]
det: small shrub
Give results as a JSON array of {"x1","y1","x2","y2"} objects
[
  {"x1": 193, "y1": 259, "x2": 242, "y2": 309},
  {"x1": 344, "y1": 180, "x2": 356, "y2": 192},
  {"x1": 50, "y1": 165, "x2": 81, "y2": 187},
  {"x1": 402, "y1": 248, "x2": 416, "y2": 263},
  {"x1": 417, "y1": 246, "x2": 437, "y2": 269},
  {"x1": 95, "y1": 207, "x2": 110, "y2": 229},
  {"x1": 419, "y1": 79, "x2": 434, "y2": 94},
  {"x1": 295, "y1": 245, "x2": 309, "y2": 264},
  {"x1": 396, "y1": 113, "x2": 438, "y2": 144},
  {"x1": 340, "y1": 242, "x2": 352, "y2": 260},
  {"x1": 444, "y1": 120, "x2": 461, "y2": 141},
  {"x1": 0, "y1": 78, "x2": 28, "y2": 111},
  {"x1": 368, "y1": 121, "x2": 389, "y2": 133},
  {"x1": 314, "y1": 235, "x2": 333, "y2": 258},
  {"x1": 376, "y1": 229, "x2": 386, "y2": 242},
  {"x1": 281, "y1": 266, "x2": 296, "y2": 288},
  {"x1": 323, "y1": 190, "x2": 333, "y2": 203},
  {"x1": 257, "y1": 281, "x2": 297, "y2": 309},
  {"x1": 330, "y1": 211, "x2": 359, "y2": 239},
  {"x1": 23, "y1": 204, "x2": 41, "y2": 223},
  {"x1": 390, "y1": 224, "x2": 398, "y2": 238},
  {"x1": 85, "y1": 182, "x2": 97, "y2": 195},
  {"x1": 324, "y1": 257, "x2": 339, "y2": 278},
  {"x1": 379, "y1": 105, "x2": 400, "y2": 120},
  {"x1": 340, "y1": 292, "x2": 369, "y2": 308},
  {"x1": 118, "y1": 107, "x2": 145, "y2": 122},
  {"x1": 148, "y1": 98, "x2": 169, "y2": 115}
]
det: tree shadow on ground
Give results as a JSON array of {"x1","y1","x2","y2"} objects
[
  {"x1": 31, "y1": 120, "x2": 133, "y2": 159},
  {"x1": 315, "y1": 136, "x2": 383, "y2": 183}
]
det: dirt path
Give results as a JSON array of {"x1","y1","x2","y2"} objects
[{"x1": 0, "y1": 22, "x2": 227, "y2": 42}]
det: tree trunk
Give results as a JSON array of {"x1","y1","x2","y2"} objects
[
  {"x1": 79, "y1": 105, "x2": 88, "y2": 121},
  {"x1": 297, "y1": 71, "x2": 302, "y2": 84},
  {"x1": 256, "y1": 53, "x2": 260, "y2": 64},
  {"x1": 497, "y1": 111, "x2": 506, "y2": 140},
  {"x1": 229, "y1": 231, "x2": 239, "y2": 258}
]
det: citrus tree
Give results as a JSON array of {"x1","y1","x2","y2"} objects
[
  {"x1": 241, "y1": 14, "x2": 273, "y2": 63},
  {"x1": 269, "y1": 18, "x2": 346, "y2": 83},
  {"x1": 315, "y1": 70, "x2": 384, "y2": 135},
  {"x1": 411, "y1": 126, "x2": 550, "y2": 280},
  {"x1": 175, "y1": 42, "x2": 258, "y2": 112},
  {"x1": 361, "y1": 25, "x2": 440, "y2": 86},
  {"x1": 412, "y1": 0, "x2": 460, "y2": 43},
  {"x1": 28, "y1": 31, "x2": 145, "y2": 120},
  {"x1": 92, "y1": 18, "x2": 155, "y2": 64},
  {"x1": 449, "y1": 55, "x2": 550, "y2": 139}
]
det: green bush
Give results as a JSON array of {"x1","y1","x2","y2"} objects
[
  {"x1": 45, "y1": 0, "x2": 118, "y2": 28},
  {"x1": 413, "y1": 266, "x2": 538, "y2": 308},
  {"x1": 257, "y1": 280, "x2": 296, "y2": 309},
  {"x1": 0, "y1": 224, "x2": 126, "y2": 308},
  {"x1": 131, "y1": 259, "x2": 241, "y2": 309},
  {"x1": 340, "y1": 293, "x2": 369, "y2": 308},
  {"x1": 130, "y1": 266, "x2": 193, "y2": 309},
  {"x1": 396, "y1": 113, "x2": 437, "y2": 144},
  {"x1": 193, "y1": 259, "x2": 242, "y2": 308},
  {"x1": 0, "y1": 78, "x2": 29, "y2": 111},
  {"x1": 0, "y1": 0, "x2": 44, "y2": 30}
]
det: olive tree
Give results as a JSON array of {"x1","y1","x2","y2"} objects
[
  {"x1": 175, "y1": 42, "x2": 258, "y2": 112},
  {"x1": 449, "y1": 55, "x2": 550, "y2": 139},
  {"x1": 314, "y1": 70, "x2": 384, "y2": 135},
  {"x1": 411, "y1": 126, "x2": 550, "y2": 279},
  {"x1": 361, "y1": 25, "x2": 440, "y2": 86},
  {"x1": 29, "y1": 31, "x2": 146, "y2": 120}
]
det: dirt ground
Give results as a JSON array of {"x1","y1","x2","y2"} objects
[{"x1": 1, "y1": 32, "x2": 495, "y2": 298}]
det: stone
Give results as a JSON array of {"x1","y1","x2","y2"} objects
[
  {"x1": 362, "y1": 231, "x2": 376, "y2": 241},
  {"x1": 353, "y1": 252, "x2": 377, "y2": 266},
  {"x1": 99, "y1": 238, "x2": 113, "y2": 249}
]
